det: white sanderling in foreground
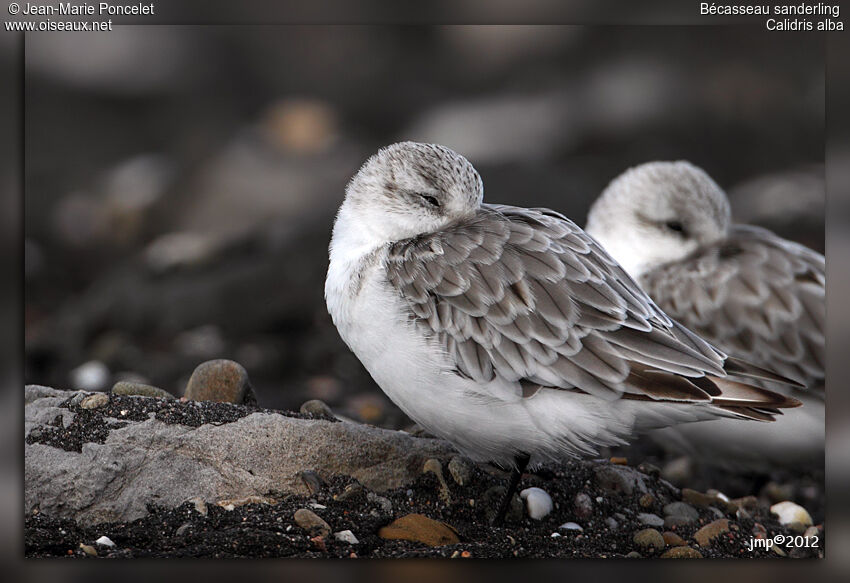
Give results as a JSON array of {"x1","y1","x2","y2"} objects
[
  {"x1": 586, "y1": 161, "x2": 823, "y2": 470},
  {"x1": 325, "y1": 143, "x2": 800, "y2": 523}
]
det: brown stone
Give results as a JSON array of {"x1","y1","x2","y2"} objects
[
  {"x1": 661, "y1": 546, "x2": 703, "y2": 558},
  {"x1": 694, "y1": 519, "x2": 730, "y2": 547},
  {"x1": 184, "y1": 359, "x2": 251, "y2": 404},
  {"x1": 681, "y1": 488, "x2": 716, "y2": 508},
  {"x1": 662, "y1": 531, "x2": 686, "y2": 547},
  {"x1": 378, "y1": 513, "x2": 460, "y2": 547},
  {"x1": 633, "y1": 528, "x2": 665, "y2": 552}
]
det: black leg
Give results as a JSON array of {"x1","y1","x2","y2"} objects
[{"x1": 491, "y1": 453, "x2": 530, "y2": 526}]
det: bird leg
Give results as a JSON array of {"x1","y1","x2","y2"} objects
[{"x1": 491, "y1": 453, "x2": 530, "y2": 526}]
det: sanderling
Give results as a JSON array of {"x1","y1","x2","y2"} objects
[
  {"x1": 325, "y1": 143, "x2": 800, "y2": 523},
  {"x1": 586, "y1": 161, "x2": 823, "y2": 470}
]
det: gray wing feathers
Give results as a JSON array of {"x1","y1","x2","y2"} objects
[
  {"x1": 385, "y1": 204, "x2": 729, "y2": 402},
  {"x1": 640, "y1": 224, "x2": 824, "y2": 390}
]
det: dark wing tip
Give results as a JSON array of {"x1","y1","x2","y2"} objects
[{"x1": 723, "y1": 356, "x2": 807, "y2": 389}]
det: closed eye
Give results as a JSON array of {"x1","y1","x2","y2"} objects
[
  {"x1": 665, "y1": 220, "x2": 686, "y2": 234},
  {"x1": 420, "y1": 194, "x2": 441, "y2": 208}
]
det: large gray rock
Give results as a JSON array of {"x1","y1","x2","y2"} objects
[{"x1": 24, "y1": 386, "x2": 454, "y2": 526}]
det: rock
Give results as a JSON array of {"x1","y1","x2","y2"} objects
[
  {"x1": 663, "y1": 502, "x2": 698, "y2": 520},
  {"x1": 300, "y1": 399, "x2": 334, "y2": 418},
  {"x1": 660, "y1": 456, "x2": 692, "y2": 485},
  {"x1": 661, "y1": 546, "x2": 703, "y2": 558},
  {"x1": 593, "y1": 464, "x2": 648, "y2": 496},
  {"x1": 762, "y1": 482, "x2": 795, "y2": 504},
  {"x1": 299, "y1": 470, "x2": 326, "y2": 495},
  {"x1": 664, "y1": 516, "x2": 694, "y2": 529},
  {"x1": 693, "y1": 519, "x2": 730, "y2": 547},
  {"x1": 770, "y1": 501, "x2": 813, "y2": 529},
  {"x1": 729, "y1": 495, "x2": 758, "y2": 512},
  {"x1": 609, "y1": 456, "x2": 628, "y2": 465},
  {"x1": 637, "y1": 513, "x2": 664, "y2": 527},
  {"x1": 26, "y1": 385, "x2": 67, "y2": 403},
  {"x1": 334, "y1": 483, "x2": 364, "y2": 502},
  {"x1": 447, "y1": 456, "x2": 473, "y2": 486},
  {"x1": 111, "y1": 381, "x2": 175, "y2": 399},
  {"x1": 637, "y1": 462, "x2": 661, "y2": 478},
  {"x1": 604, "y1": 517, "x2": 618, "y2": 531},
  {"x1": 25, "y1": 386, "x2": 454, "y2": 525},
  {"x1": 559, "y1": 522, "x2": 583, "y2": 532},
  {"x1": 217, "y1": 496, "x2": 276, "y2": 510},
  {"x1": 804, "y1": 526, "x2": 820, "y2": 538},
  {"x1": 367, "y1": 492, "x2": 393, "y2": 514},
  {"x1": 573, "y1": 493, "x2": 593, "y2": 519},
  {"x1": 174, "y1": 523, "x2": 193, "y2": 537},
  {"x1": 681, "y1": 488, "x2": 717, "y2": 508},
  {"x1": 95, "y1": 535, "x2": 115, "y2": 547},
  {"x1": 378, "y1": 514, "x2": 460, "y2": 547},
  {"x1": 423, "y1": 458, "x2": 452, "y2": 504},
  {"x1": 625, "y1": 551, "x2": 642, "y2": 558},
  {"x1": 189, "y1": 497, "x2": 208, "y2": 516},
  {"x1": 70, "y1": 361, "x2": 110, "y2": 391},
  {"x1": 662, "y1": 531, "x2": 686, "y2": 547},
  {"x1": 633, "y1": 528, "x2": 665, "y2": 552},
  {"x1": 483, "y1": 486, "x2": 523, "y2": 524},
  {"x1": 520, "y1": 487, "x2": 553, "y2": 520},
  {"x1": 184, "y1": 359, "x2": 251, "y2": 404},
  {"x1": 333, "y1": 530, "x2": 359, "y2": 545},
  {"x1": 638, "y1": 493, "x2": 655, "y2": 509},
  {"x1": 293, "y1": 508, "x2": 331, "y2": 537},
  {"x1": 80, "y1": 393, "x2": 109, "y2": 410},
  {"x1": 79, "y1": 543, "x2": 97, "y2": 556}
]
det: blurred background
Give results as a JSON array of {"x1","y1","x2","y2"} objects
[{"x1": 24, "y1": 25, "x2": 824, "y2": 430}]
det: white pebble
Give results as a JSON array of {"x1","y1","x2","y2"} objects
[
  {"x1": 550, "y1": 532, "x2": 561, "y2": 538},
  {"x1": 95, "y1": 536, "x2": 115, "y2": 547},
  {"x1": 308, "y1": 502, "x2": 327, "y2": 510},
  {"x1": 334, "y1": 530, "x2": 359, "y2": 544},
  {"x1": 559, "y1": 522, "x2": 584, "y2": 532},
  {"x1": 770, "y1": 501, "x2": 813, "y2": 527},
  {"x1": 70, "y1": 360, "x2": 110, "y2": 391},
  {"x1": 520, "y1": 487, "x2": 553, "y2": 520}
]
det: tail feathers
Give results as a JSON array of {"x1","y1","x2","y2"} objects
[
  {"x1": 723, "y1": 356, "x2": 807, "y2": 389},
  {"x1": 707, "y1": 375, "x2": 802, "y2": 422}
]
